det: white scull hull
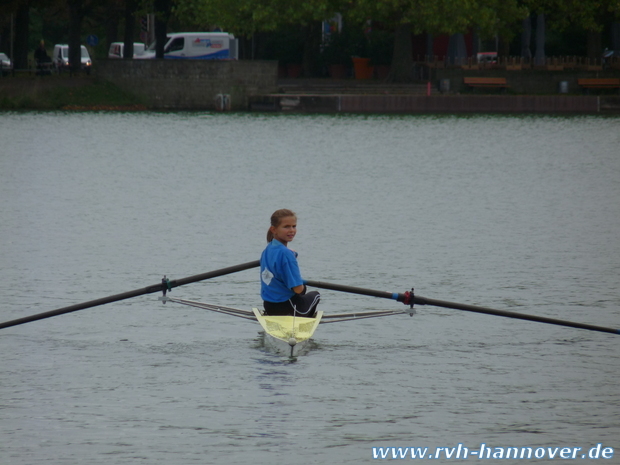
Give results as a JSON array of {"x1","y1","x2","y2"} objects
[{"x1": 261, "y1": 331, "x2": 312, "y2": 357}]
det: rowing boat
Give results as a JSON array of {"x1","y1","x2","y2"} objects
[
  {"x1": 252, "y1": 308, "x2": 323, "y2": 357},
  {"x1": 3, "y1": 261, "x2": 616, "y2": 346},
  {"x1": 160, "y1": 296, "x2": 412, "y2": 357}
]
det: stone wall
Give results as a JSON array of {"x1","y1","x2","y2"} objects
[
  {"x1": 96, "y1": 60, "x2": 278, "y2": 110},
  {"x1": 249, "y1": 94, "x2": 617, "y2": 114}
]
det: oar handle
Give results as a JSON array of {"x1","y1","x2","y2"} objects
[
  {"x1": 305, "y1": 279, "x2": 619, "y2": 336},
  {"x1": 0, "y1": 260, "x2": 260, "y2": 330}
]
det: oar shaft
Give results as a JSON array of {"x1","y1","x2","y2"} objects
[
  {"x1": 416, "y1": 295, "x2": 620, "y2": 335},
  {"x1": 305, "y1": 280, "x2": 620, "y2": 336},
  {"x1": 305, "y1": 280, "x2": 405, "y2": 301},
  {"x1": 0, "y1": 260, "x2": 260, "y2": 330}
]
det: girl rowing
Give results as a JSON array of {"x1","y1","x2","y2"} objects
[{"x1": 260, "y1": 209, "x2": 320, "y2": 317}]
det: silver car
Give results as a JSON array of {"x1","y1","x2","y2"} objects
[{"x1": 0, "y1": 53, "x2": 12, "y2": 76}]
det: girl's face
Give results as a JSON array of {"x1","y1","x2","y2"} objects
[{"x1": 271, "y1": 216, "x2": 297, "y2": 245}]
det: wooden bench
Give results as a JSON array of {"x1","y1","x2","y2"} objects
[
  {"x1": 577, "y1": 78, "x2": 620, "y2": 89},
  {"x1": 578, "y1": 78, "x2": 620, "y2": 94},
  {"x1": 464, "y1": 77, "x2": 509, "y2": 92},
  {"x1": 464, "y1": 77, "x2": 509, "y2": 87}
]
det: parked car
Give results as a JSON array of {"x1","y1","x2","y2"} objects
[
  {"x1": 602, "y1": 49, "x2": 619, "y2": 68},
  {"x1": 0, "y1": 53, "x2": 12, "y2": 76},
  {"x1": 52, "y1": 44, "x2": 92, "y2": 73},
  {"x1": 108, "y1": 42, "x2": 146, "y2": 59},
  {"x1": 476, "y1": 52, "x2": 498, "y2": 64}
]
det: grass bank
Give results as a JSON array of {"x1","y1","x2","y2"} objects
[{"x1": 0, "y1": 76, "x2": 146, "y2": 110}]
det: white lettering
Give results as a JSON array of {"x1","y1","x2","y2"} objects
[
  {"x1": 590, "y1": 443, "x2": 602, "y2": 459},
  {"x1": 456, "y1": 443, "x2": 469, "y2": 458},
  {"x1": 391, "y1": 447, "x2": 409, "y2": 459},
  {"x1": 371, "y1": 447, "x2": 390, "y2": 459},
  {"x1": 371, "y1": 443, "x2": 613, "y2": 460},
  {"x1": 410, "y1": 447, "x2": 427, "y2": 458}
]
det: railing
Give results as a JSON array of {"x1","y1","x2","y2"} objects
[
  {"x1": 0, "y1": 60, "x2": 56, "y2": 77},
  {"x1": 415, "y1": 55, "x2": 614, "y2": 71}
]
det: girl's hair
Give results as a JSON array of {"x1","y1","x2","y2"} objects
[{"x1": 267, "y1": 209, "x2": 296, "y2": 242}]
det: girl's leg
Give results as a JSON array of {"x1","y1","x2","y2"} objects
[{"x1": 289, "y1": 291, "x2": 321, "y2": 317}]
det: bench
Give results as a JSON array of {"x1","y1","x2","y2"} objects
[
  {"x1": 464, "y1": 77, "x2": 509, "y2": 92},
  {"x1": 577, "y1": 78, "x2": 620, "y2": 89},
  {"x1": 35, "y1": 61, "x2": 54, "y2": 76},
  {"x1": 578, "y1": 78, "x2": 620, "y2": 94}
]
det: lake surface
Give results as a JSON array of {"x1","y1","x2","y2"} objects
[{"x1": 1, "y1": 111, "x2": 619, "y2": 464}]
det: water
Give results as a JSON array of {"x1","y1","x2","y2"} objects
[{"x1": 1, "y1": 112, "x2": 619, "y2": 464}]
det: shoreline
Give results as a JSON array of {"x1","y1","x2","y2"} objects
[{"x1": 1, "y1": 74, "x2": 619, "y2": 114}]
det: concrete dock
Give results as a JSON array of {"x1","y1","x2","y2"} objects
[{"x1": 249, "y1": 79, "x2": 620, "y2": 114}]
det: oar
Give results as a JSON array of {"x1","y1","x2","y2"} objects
[
  {"x1": 305, "y1": 280, "x2": 620, "y2": 336},
  {"x1": 0, "y1": 260, "x2": 260, "y2": 330}
]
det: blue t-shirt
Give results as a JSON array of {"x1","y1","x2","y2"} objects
[{"x1": 260, "y1": 240, "x2": 304, "y2": 303}]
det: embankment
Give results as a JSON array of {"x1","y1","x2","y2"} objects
[{"x1": 1, "y1": 61, "x2": 619, "y2": 113}]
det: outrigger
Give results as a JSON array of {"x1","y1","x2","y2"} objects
[
  {"x1": 159, "y1": 296, "x2": 415, "y2": 358},
  {"x1": 0, "y1": 261, "x2": 618, "y2": 357}
]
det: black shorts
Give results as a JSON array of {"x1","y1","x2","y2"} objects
[{"x1": 263, "y1": 291, "x2": 321, "y2": 317}]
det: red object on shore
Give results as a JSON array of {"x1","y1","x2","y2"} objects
[{"x1": 352, "y1": 57, "x2": 373, "y2": 80}]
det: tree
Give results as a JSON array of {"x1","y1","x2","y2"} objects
[
  {"x1": 346, "y1": 0, "x2": 528, "y2": 81},
  {"x1": 67, "y1": 0, "x2": 85, "y2": 73},
  {"x1": 154, "y1": 0, "x2": 173, "y2": 58},
  {"x1": 559, "y1": 0, "x2": 620, "y2": 58},
  {"x1": 0, "y1": 0, "x2": 31, "y2": 70},
  {"x1": 173, "y1": 0, "x2": 343, "y2": 74},
  {"x1": 102, "y1": 0, "x2": 124, "y2": 53},
  {"x1": 123, "y1": 0, "x2": 137, "y2": 58},
  {"x1": 525, "y1": 0, "x2": 620, "y2": 59}
]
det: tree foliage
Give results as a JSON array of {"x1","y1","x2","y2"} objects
[
  {"x1": 173, "y1": 0, "x2": 343, "y2": 36},
  {"x1": 345, "y1": 0, "x2": 528, "y2": 39},
  {"x1": 524, "y1": 0, "x2": 620, "y2": 32},
  {"x1": 2, "y1": 0, "x2": 617, "y2": 79}
]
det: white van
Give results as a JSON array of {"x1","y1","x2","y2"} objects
[
  {"x1": 139, "y1": 32, "x2": 238, "y2": 60},
  {"x1": 108, "y1": 42, "x2": 146, "y2": 59},
  {"x1": 476, "y1": 52, "x2": 498, "y2": 64},
  {"x1": 53, "y1": 44, "x2": 92, "y2": 73}
]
